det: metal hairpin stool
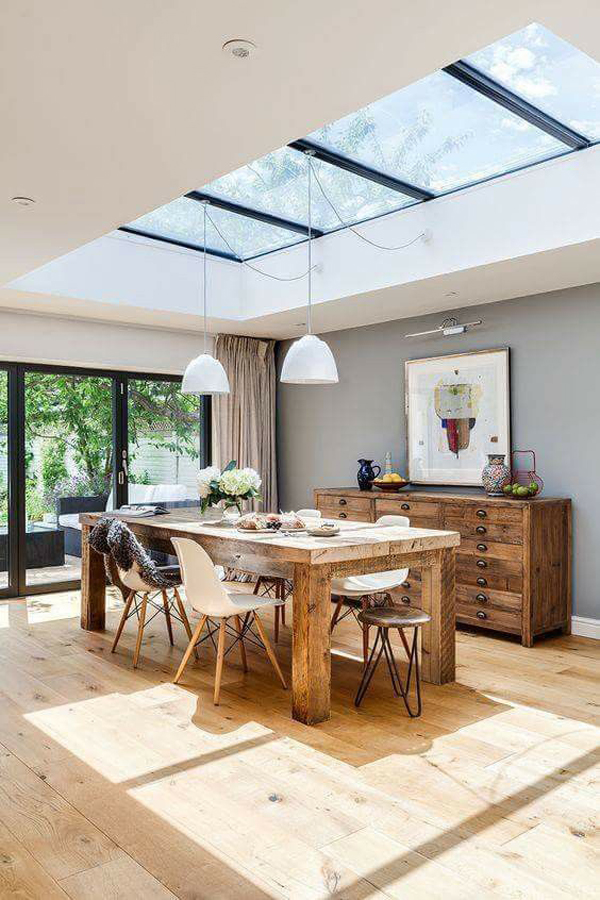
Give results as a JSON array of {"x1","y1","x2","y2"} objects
[{"x1": 354, "y1": 606, "x2": 431, "y2": 717}]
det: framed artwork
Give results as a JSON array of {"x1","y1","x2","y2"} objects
[{"x1": 405, "y1": 348, "x2": 511, "y2": 487}]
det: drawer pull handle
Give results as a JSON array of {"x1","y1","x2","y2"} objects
[
  {"x1": 476, "y1": 509, "x2": 487, "y2": 519},
  {"x1": 476, "y1": 610, "x2": 488, "y2": 620},
  {"x1": 477, "y1": 577, "x2": 487, "y2": 587},
  {"x1": 476, "y1": 559, "x2": 487, "y2": 569},
  {"x1": 401, "y1": 596, "x2": 411, "y2": 605},
  {"x1": 401, "y1": 503, "x2": 410, "y2": 510},
  {"x1": 477, "y1": 543, "x2": 488, "y2": 552},
  {"x1": 476, "y1": 525, "x2": 487, "y2": 535},
  {"x1": 339, "y1": 512, "x2": 347, "y2": 519},
  {"x1": 476, "y1": 593, "x2": 488, "y2": 603},
  {"x1": 338, "y1": 498, "x2": 347, "y2": 506}
]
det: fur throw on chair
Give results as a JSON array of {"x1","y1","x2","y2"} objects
[{"x1": 88, "y1": 517, "x2": 181, "y2": 589}]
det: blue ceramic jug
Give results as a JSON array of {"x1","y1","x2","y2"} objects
[{"x1": 357, "y1": 459, "x2": 380, "y2": 491}]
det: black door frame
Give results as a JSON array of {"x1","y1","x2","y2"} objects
[{"x1": 1, "y1": 362, "x2": 210, "y2": 599}]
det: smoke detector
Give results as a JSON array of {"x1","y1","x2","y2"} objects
[{"x1": 222, "y1": 39, "x2": 257, "y2": 59}]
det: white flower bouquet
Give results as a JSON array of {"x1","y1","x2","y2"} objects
[{"x1": 197, "y1": 460, "x2": 262, "y2": 514}]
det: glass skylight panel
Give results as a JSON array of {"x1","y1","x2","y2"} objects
[
  {"x1": 467, "y1": 23, "x2": 600, "y2": 141},
  {"x1": 306, "y1": 69, "x2": 566, "y2": 194},
  {"x1": 205, "y1": 205, "x2": 305, "y2": 258},
  {"x1": 129, "y1": 197, "x2": 231, "y2": 254},
  {"x1": 202, "y1": 146, "x2": 415, "y2": 233},
  {"x1": 128, "y1": 196, "x2": 304, "y2": 259}
]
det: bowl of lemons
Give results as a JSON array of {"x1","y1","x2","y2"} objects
[{"x1": 372, "y1": 473, "x2": 410, "y2": 492}]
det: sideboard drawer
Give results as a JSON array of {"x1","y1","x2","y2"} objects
[
  {"x1": 457, "y1": 539, "x2": 522, "y2": 561},
  {"x1": 444, "y1": 503, "x2": 523, "y2": 525},
  {"x1": 376, "y1": 499, "x2": 440, "y2": 519},
  {"x1": 457, "y1": 584, "x2": 522, "y2": 612},
  {"x1": 457, "y1": 554, "x2": 522, "y2": 579},
  {"x1": 457, "y1": 603, "x2": 521, "y2": 634},
  {"x1": 318, "y1": 506, "x2": 372, "y2": 523},
  {"x1": 317, "y1": 494, "x2": 372, "y2": 512},
  {"x1": 444, "y1": 516, "x2": 523, "y2": 545},
  {"x1": 457, "y1": 568, "x2": 523, "y2": 593}
]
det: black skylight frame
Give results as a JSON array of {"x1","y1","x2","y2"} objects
[{"x1": 118, "y1": 49, "x2": 595, "y2": 261}]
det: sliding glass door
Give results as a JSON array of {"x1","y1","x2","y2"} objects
[
  {"x1": 24, "y1": 370, "x2": 116, "y2": 589},
  {"x1": 1, "y1": 364, "x2": 208, "y2": 598}
]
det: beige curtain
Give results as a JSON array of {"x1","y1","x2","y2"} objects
[{"x1": 212, "y1": 334, "x2": 278, "y2": 513}]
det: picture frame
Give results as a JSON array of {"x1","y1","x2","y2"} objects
[{"x1": 405, "y1": 348, "x2": 511, "y2": 487}]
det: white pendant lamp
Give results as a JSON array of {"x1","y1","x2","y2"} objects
[
  {"x1": 280, "y1": 153, "x2": 338, "y2": 385},
  {"x1": 182, "y1": 201, "x2": 230, "y2": 395}
]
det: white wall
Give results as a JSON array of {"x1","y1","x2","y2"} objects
[
  {"x1": 10, "y1": 231, "x2": 242, "y2": 320},
  {"x1": 0, "y1": 308, "x2": 209, "y2": 374}
]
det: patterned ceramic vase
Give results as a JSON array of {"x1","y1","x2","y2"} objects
[{"x1": 481, "y1": 453, "x2": 511, "y2": 496}]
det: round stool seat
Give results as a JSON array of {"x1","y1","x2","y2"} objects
[{"x1": 358, "y1": 605, "x2": 430, "y2": 628}]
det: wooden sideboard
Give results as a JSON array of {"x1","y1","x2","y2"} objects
[{"x1": 314, "y1": 488, "x2": 572, "y2": 646}]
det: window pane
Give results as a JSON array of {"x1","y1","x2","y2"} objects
[
  {"x1": 467, "y1": 23, "x2": 600, "y2": 141},
  {"x1": 204, "y1": 204, "x2": 305, "y2": 258},
  {"x1": 307, "y1": 69, "x2": 566, "y2": 194},
  {"x1": 203, "y1": 146, "x2": 415, "y2": 232},
  {"x1": 128, "y1": 197, "x2": 233, "y2": 255},
  {"x1": 128, "y1": 195, "x2": 305, "y2": 259},
  {"x1": 128, "y1": 379, "x2": 201, "y2": 505},
  {"x1": 24, "y1": 372, "x2": 114, "y2": 588}
]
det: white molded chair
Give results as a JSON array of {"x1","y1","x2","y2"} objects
[
  {"x1": 330, "y1": 515, "x2": 411, "y2": 665},
  {"x1": 253, "y1": 508, "x2": 322, "y2": 641},
  {"x1": 172, "y1": 538, "x2": 287, "y2": 704}
]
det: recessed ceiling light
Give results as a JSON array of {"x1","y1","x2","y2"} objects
[
  {"x1": 222, "y1": 39, "x2": 257, "y2": 59},
  {"x1": 11, "y1": 196, "x2": 35, "y2": 207},
  {"x1": 445, "y1": 291, "x2": 458, "y2": 297}
]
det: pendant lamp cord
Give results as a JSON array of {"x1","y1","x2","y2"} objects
[
  {"x1": 307, "y1": 150, "x2": 313, "y2": 335},
  {"x1": 308, "y1": 156, "x2": 427, "y2": 252},
  {"x1": 204, "y1": 208, "x2": 317, "y2": 282},
  {"x1": 202, "y1": 201, "x2": 208, "y2": 354}
]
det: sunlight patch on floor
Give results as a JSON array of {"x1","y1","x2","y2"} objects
[
  {"x1": 24, "y1": 683, "x2": 275, "y2": 785},
  {"x1": 26, "y1": 588, "x2": 124, "y2": 624}
]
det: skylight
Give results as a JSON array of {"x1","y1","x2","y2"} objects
[
  {"x1": 121, "y1": 23, "x2": 600, "y2": 260},
  {"x1": 467, "y1": 23, "x2": 600, "y2": 141}
]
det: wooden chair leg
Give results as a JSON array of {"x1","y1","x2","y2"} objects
[
  {"x1": 133, "y1": 593, "x2": 148, "y2": 669},
  {"x1": 235, "y1": 615, "x2": 248, "y2": 672},
  {"x1": 254, "y1": 611, "x2": 287, "y2": 689},
  {"x1": 162, "y1": 590, "x2": 174, "y2": 645},
  {"x1": 111, "y1": 590, "x2": 135, "y2": 653},
  {"x1": 174, "y1": 615, "x2": 207, "y2": 684},
  {"x1": 280, "y1": 584, "x2": 286, "y2": 627},
  {"x1": 214, "y1": 619, "x2": 227, "y2": 705},
  {"x1": 253, "y1": 576, "x2": 264, "y2": 596},
  {"x1": 273, "y1": 580, "x2": 283, "y2": 642},
  {"x1": 173, "y1": 587, "x2": 199, "y2": 660},
  {"x1": 330, "y1": 597, "x2": 345, "y2": 633}
]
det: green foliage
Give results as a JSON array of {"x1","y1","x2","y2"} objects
[{"x1": 41, "y1": 442, "x2": 68, "y2": 504}]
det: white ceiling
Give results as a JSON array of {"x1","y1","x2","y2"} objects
[{"x1": 3, "y1": 1, "x2": 600, "y2": 335}]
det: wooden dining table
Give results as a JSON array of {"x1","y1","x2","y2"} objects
[{"x1": 79, "y1": 510, "x2": 460, "y2": 725}]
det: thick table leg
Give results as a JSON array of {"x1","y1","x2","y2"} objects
[
  {"x1": 80, "y1": 523, "x2": 107, "y2": 631},
  {"x1": 419, "y1": 548, "x2": 455, "y2": 684},
  {"x1": 292, "y1": 563, "x2": 331, "y2": 724}
]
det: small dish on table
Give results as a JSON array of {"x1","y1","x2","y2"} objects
[{"x1": 308, "y1": 523, "x2": 340, "y2": 537}]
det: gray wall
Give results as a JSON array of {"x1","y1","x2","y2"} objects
[{"x1": 277, "y1": 284, "x2": 600, "y2": 620}]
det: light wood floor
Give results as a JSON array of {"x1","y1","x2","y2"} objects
[{"x1": 0, "y1": 587, "x2": 598, "y2": 899}]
